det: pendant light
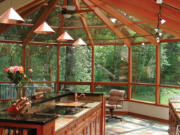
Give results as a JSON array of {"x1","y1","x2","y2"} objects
[
  {"x1": 73, "y1": 38, "x2": 87, "y2": 46},
  {"x1": 0, "y1": 8, "x2": 24, "y2": 24},
  {"x1": 34, "y1": 22, "x2": 55, "y2": 34},
  {"x1": 57, "y1": 32, "x2": 74, "y2": 42}
]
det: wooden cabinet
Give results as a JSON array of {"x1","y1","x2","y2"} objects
[
  {"x1": 0, "y1": 93, "x2": 105, "y2": 135},
  {"x1": 0, "y1": 120, "x2": 55, "y2": 135},
  {"x1": 169, "y1": 101, "x2": 180, "y2": 135},
  {"x1": 55, "y1": 103, "x2": 105, "y2": 135}
]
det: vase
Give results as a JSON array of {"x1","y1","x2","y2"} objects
[{"x1": 15, "y1": 86, "x2": 22, "y2": 99}]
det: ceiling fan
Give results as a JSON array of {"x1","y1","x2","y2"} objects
[{"x1": 60, "y1": 0, "x2": 77, "y2": 18}]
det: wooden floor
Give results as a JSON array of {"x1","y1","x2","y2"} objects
[{"x1": 106, "y1": 115, "x2": 169, "y2": 135}]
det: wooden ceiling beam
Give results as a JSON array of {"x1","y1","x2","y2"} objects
[
  {"x1": 120, "y1": 0, "x2": 180, "y2": 23},
  {"x1": 100, "y1": 0, "x2": 180, "y2": 38},
  {"x1": 89, "y1": 0, "x2": 159, "y2": 46},
  {"x1": 82, "y1": 0, "x2": 131, "y2": 47},
  {"x1": 73, "y1": 0, "x2": 94, "y2": 46},
  {"x1": 0, "y1": 2, "x2": 45, "y2": 35},
  {"x1": 163, "y1": 0, "x2": 180, "y2": 9},
  {"x1": 23, "y1": 0, "x2": 59, "y2": 45}
]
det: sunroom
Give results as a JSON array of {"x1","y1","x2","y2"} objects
[{"x1": 0, "y1": 0, "x2": 179, "y2": 135}]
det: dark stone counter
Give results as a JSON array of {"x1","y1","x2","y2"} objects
[{"x1": 0, "y1": 112, "x2": 57, "y2": 125}]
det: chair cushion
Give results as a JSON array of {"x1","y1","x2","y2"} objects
[
  {"x1": 109, "y1": 89, "x2": 125, "y2": 96},
  {"x1": 106, "y1": 104, "x2": 116, "y2": 109}
]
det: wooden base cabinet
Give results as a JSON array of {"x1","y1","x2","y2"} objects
[
  {"x1": 55, "y1": 104, "x2": 105, "y2": 135},
  {"x1": 169, "y1": 101, "x2": 180, "y2": 135}
]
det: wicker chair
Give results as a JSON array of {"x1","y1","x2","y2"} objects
[{"x1": 106, "y1": 89, "x2": 125, "y2": 121}]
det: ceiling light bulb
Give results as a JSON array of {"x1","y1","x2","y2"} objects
[
  {"x1": 110, "y1": 18, "x2": 117, "y2": 23},
  {"x1": 160, "y1": 19, "x2": 166, "y2": 24},
  {"x1": 159, "y1": 32, "x2": 162, "y2": 36},
  {"x1": 156, "y1": 37, "x2": 160, "y2": 43},
  {"x1": 154, "y1": 28, "x2": 159, "y2": 32},
  {"x1": 142, "y1": 42, "x2": 145, "y2": 46},
  {"x1": 156, "y1": 0, "x2": 163, "y2": 4}
]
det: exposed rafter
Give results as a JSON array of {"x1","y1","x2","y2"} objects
[
  {"x1": 23, "y1": 0, "x2": 59, "y2": 45},
  {"x1": 89, "y1": 0, "x2": 159, "y2": 46},
  {"x1": 73, "y1": 0, "x2": 94, "y2": 46},
  {"x1": 163, "y1": 0, "x2": 180, "y2": 9},
  {"x1": 100, "y1": 0, "x2": 180, "y2": 38},
  {"x1": 0, "y1": 1, "x2": 45, "y2": 35},
  {"x1": 82, "y1": 0, "x2": 131, "y2": 47}
]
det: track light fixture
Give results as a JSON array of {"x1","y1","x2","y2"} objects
[
  {"x1": 160, "y1": 18, "x2": 166, "y2": 24},
  {"x1": 156, "y1": 0, "x2": 163, "y2": 4}
]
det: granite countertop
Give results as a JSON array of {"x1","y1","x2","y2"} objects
[
  {"x1": 0, "y1": 112, "x2": 58, "y2": 125},
  {"x1": 0, "y1": 92, "x2": 103, "y2": 126},
  {"x1": 55, "y1": 102, "x2": 101, "y2": 131}
]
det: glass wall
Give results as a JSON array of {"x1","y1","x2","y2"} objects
[
  {"x1": 160, "y1": 42, "x2": 180, "y2": 86},
  {"x1": 131, "y1": 85, "x2": 155, "y2": 103},
  {"x1": 25, "y1": 45, "x2": 57, "y2": 81},
  {"x1": 60, "y1": 46, "x2": 92, "y2": 82},
  {"x1": 160, "y1": 87, "x2": 180, "y2": 105},
  {"x1": 95, "y1": 45, "x2": 128, "y2": 82},
  {"x1": 60, "y1": 84, "x2": 90, "y2": 93},
  {"x1": 0, "y1": 43, "x2": 22, "y2": 82},
  {"x1": 132, "y1": 45, "x2": 156, "y2": 83}
]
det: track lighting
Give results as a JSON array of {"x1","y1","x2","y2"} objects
[
  {"x1": 156, "y1": 0, "x2": 163, "y2": 4},
  {"x1": 160, "y1": 18, "x2": 166, "y2": 24}
]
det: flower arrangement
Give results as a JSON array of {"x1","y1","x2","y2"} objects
[{"x1": 4, "y1": 66, "x2": 33, "y2": 98}]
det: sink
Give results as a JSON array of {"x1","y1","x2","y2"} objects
[
  {"x1": 39, "y1": 106, "x2": 85, "y2": 115},
  {"x1": 56, "y1": 102, "x2": 86, "y2": 107}
]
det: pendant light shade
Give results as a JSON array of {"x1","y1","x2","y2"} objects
[
  {"x1": 73, "y1": 38, "x2": 87, "y2": 46},
  {"x1": 0, "y1": 8, "x2": 24, "y2": 24},
  {"x1": 34, "y1": 22, "x2": 55, "y2": 34},
  {"x1": 57, "y1": 32, "x2": 74, "y2": 42}
]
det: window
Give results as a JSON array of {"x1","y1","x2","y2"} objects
[
  {"x1": 131, "y1": 85, "x2": 155, "y2": 102},
  {"x1": 132, "y1": 45, "x2": 156, "y2": 84},
  {"x1": 95, "y1": 45, "x2": 128, "y2": 82}
]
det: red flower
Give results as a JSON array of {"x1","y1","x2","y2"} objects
[{"x1": 4, "y1": 67, "x2": 9, "y2": 72}]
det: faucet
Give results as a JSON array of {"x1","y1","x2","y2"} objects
[{"x1": 74, "y1": 92, "x2": 86, "y2": 102}]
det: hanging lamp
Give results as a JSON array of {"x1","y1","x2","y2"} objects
[
  {"x1": 34, "y1": 22, "x2": 55, "y2": 34},
  {"x1": 73, "y1": 38, "x2": 87, "y2": 46},
  {"x1": 0, "y1": 8, "x2": 24, "y2": 24},
  {"x1": 57, "y1": 32, "x2": 74, "y2": 42}
]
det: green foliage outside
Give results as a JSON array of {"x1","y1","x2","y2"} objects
[{"x1": 0, "y1": 7, "x2": 179, "y2": 104}]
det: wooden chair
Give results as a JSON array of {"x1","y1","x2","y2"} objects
[{"x1": 106, "y1": 89, "x2": 125, "y2": 122}]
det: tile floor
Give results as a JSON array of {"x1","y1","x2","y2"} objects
[{"x1": 106, "y1": 115, "x2": 169, "y2": 135}]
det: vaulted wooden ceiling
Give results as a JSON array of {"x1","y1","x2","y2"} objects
[{"x1": 0, "y1": 0, "x2": 179, "y2": 46}]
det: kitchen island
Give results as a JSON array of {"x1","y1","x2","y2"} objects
[{"x1": 0, "y1": 92, "x2": 105, "y2": 135}]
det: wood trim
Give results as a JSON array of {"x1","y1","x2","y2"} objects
[
  {"x1": 89, "y1": 0, "x2": 159, "y2": 46},
  {"x1": 59, "y1": 81, "x2": 91, "y2": 85},
  {"x1": 131, "y1": 82, "x2": 156, "y2": 86},
  {"x1": 23, "y1": 0, "x2": 59, "y2": 45},
  {"x1": 156, "y1": 45, "x2": 160, "y2": 105},
  {"x1": 0, "y1": 38, "x2": 180, "y2": 46},
  {"x1": 128, "y1": 47, "x2": 132, "y2": 100},
  {"x1": 94, "y1": 82, "x2": 128, "y2": 86},
  {"x1": 160, "y1": 85, "x2": 180, "y2": 89},
  {"x1": 128, "y1": 112, "x2": 169, "y2": 123},
  {"x1": 82, "y1": 0, "x2": 131, "y2": 47},
  {"x1": 106, "y1": 110, "x2": 168, "y2": 123},
  {"x1": 129, "y1": 99, "x2": 169, "y2": 108},
  {"x1": 100, "y1": 0, "x2": 180, "y2": 38}
]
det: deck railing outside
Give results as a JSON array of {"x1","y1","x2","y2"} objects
[{"x1": 0, "y1": 84, "x2": 55, "y2": 100}]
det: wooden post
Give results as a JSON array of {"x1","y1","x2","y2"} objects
[
  {"x1": 156, "y1": 44, "x2": 160, "y2": 104},
  {"x1": 56, "y1": 45, "x2": 60, "y2": 93},
  {"x1": 128, "y1": 46, "x2": 132, "y2": 100},
  {"x1": 22, "y1": 43, "x2": 26, "y2": 97},
  {"x1": 91, "y1": 46, "x2": 95, "y2": 93}
]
